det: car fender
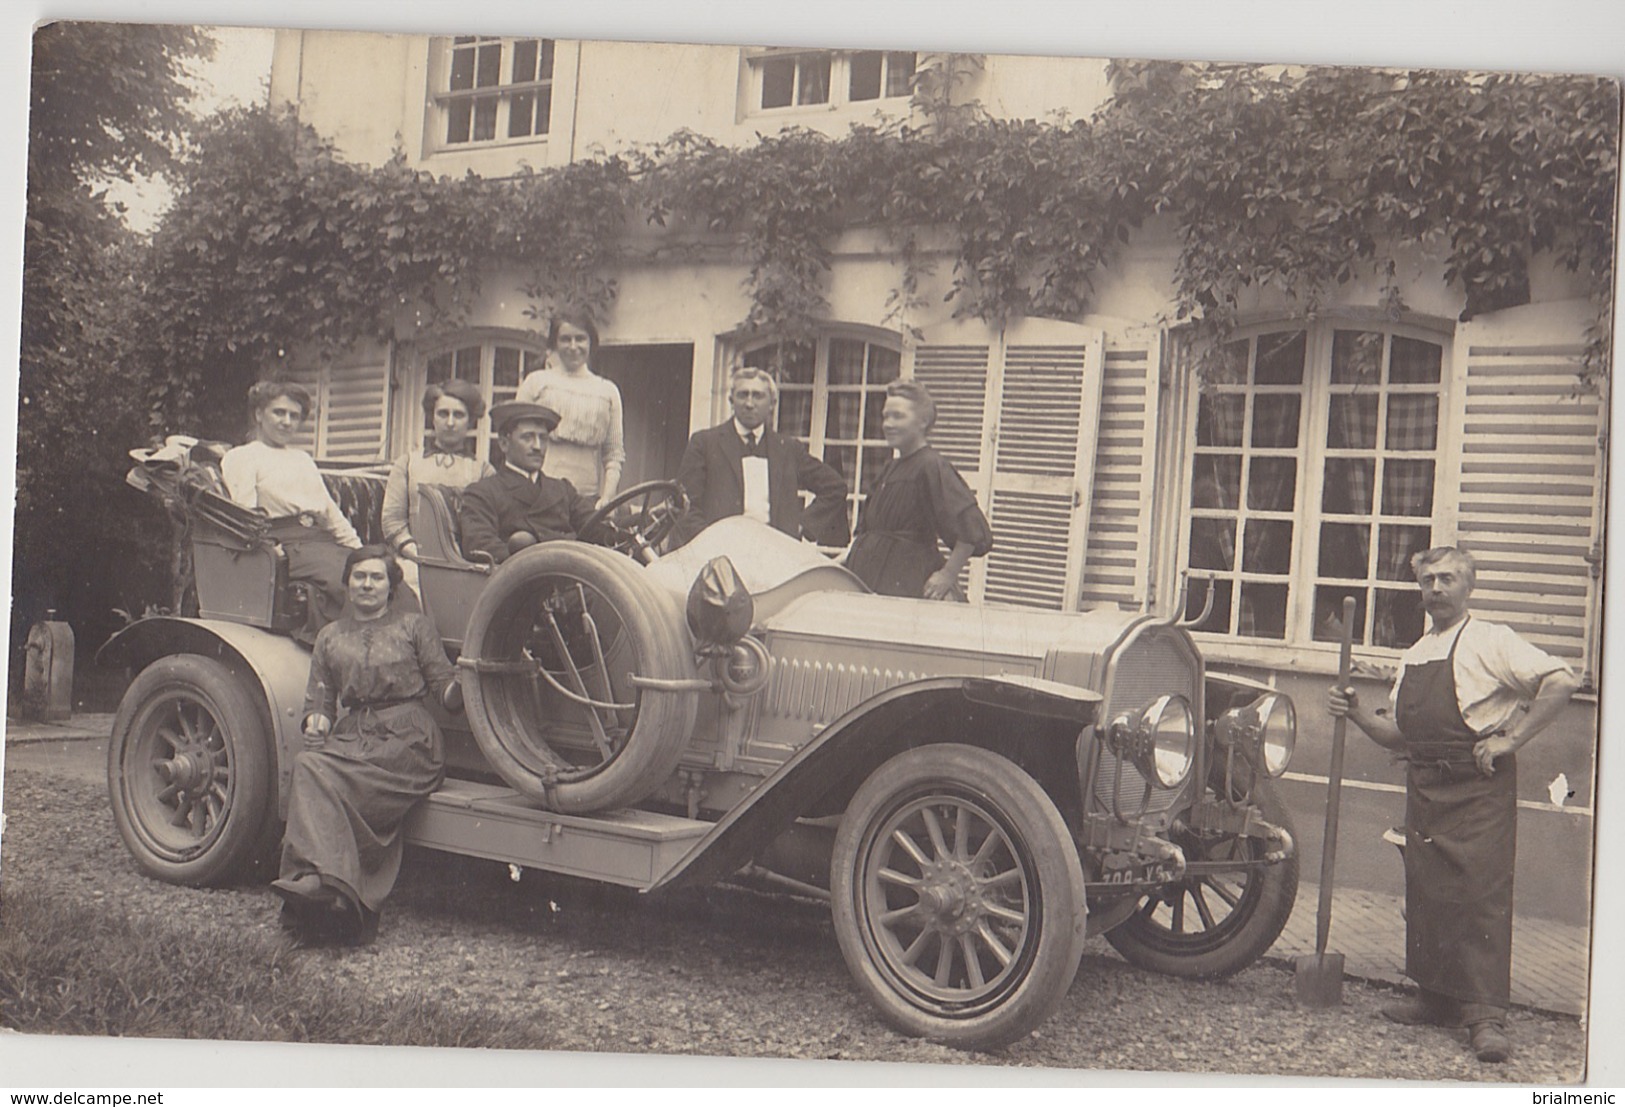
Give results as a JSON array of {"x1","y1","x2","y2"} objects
[
  {"x1": 650, "y1": 674, "x2": 1101, "y2": 892},
  {"x1": 99, "y1": 617, "x2": 311, "y2": 814}
]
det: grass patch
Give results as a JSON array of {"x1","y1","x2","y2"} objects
[{"x1": 0, "y1": 885, "x2": 551, "y2": 1050}]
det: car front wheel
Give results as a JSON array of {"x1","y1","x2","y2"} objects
[
  {"x1": 831, "y1": 744, "x2": 1087, "y2": 1051},
  {"x1": 1103, "y1": 778, "x2": 1299, "y2": 978},
  {"x1": 107, "y1": 654, "x2": 278, "y2": 886}
]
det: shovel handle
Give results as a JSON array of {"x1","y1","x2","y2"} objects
[{"x1": 1314, "y1": 596, "x2": 1357, "y2": 956}]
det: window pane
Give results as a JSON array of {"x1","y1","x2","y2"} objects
[
  {"x1": 1373, "y1": 586, "x2": 1425, "y2": 648},
  {"x1": 447, "y1": 100, "x2": 473, "y2": 144},
  {"x1": 862, "y1": 392, "x2": 885, "y2": 439},
  {"x1": 1186, "y1": 577, "x2": 1233, "y2": 634},
  {"x1": 1211, "y1": 340, "x2": 1249, "y2": 385},
  {"x1": 1312, "y1": 586, "x2": 1368, "y2": 644},
  {"x1": 509, "y1": 92, "x2": 535, "y2": 137},
  {"x1": 1241, "y1": 519, "x2": 1292, "y2": 574},
  {"x1": 1331, "y1": 329, "x2": 1384, "y2": 384},
  {"x1": 450, "y1": 45, "x2": 475, "y2": 91},
  {"x1": 868, "y1": 345, "x2": 901, "y2": 384},
  {"x1": 1239, "y1": 582, "x2": 1289, "y2": 639},
  {"x1": 1255, "y1": 331, "x2": 1306, "y2": 384},
  {"x1": 828, "y1": 338, "x2": 866, "y2": 385},
  {"x1": 827, "y1": 445, "x2": 858, "y2": 495},
  {"x1": 452, "y1": 346, "x2": 482, "y2": 382},
  {"x1": 476, "y1": 42, "x2": 503, "y2": 87},
  {"x1": 535, "y1": 86, "x2": 552, "y2": 135},
  {"x1": 1189, "y1": 518, "x2": 1236, "y2": 571},
  {"x1": 1383, "y1": 459, "x2": 1435, "y2": 516},
  {"x1": 1192, "y1": 455, "x2": 1241, "y2": 509},
  {"x1": 1326, "y1": 394, "x2": 1377, "y2": 448},
  {"x1": 798, "y1": 55, "x2": 831, "y2": 104},
  {"x1": 761, "y1": 57, "x2": 794, "y2": 108},
  {"x1": 523, "y1": 350, "x2": 547, "y2": 375},
  {"x1": 778, "y1": 389, "x2": 813, "y2": 437},
  {"x1": 427, "y1": 351, "x2": 453, "y2": 384},
  {"x1": 885, "y1": 52, "x2": 917, "y2": 97},
  {"x1": 492, "y1": 347, "x2": 521, "y2": 389},
  {"x1": 1248, "y1": 457, "x2": 1297, "y2": 511},
  {"x1": 1250, "y1": 395, "x2": 1300, "y2": 448},
  {"x1": 1376, "y1": 524, "x2": 1432, "y2": 581},
  {"x1": 827, "y1": 393, "x2": 862, "y2": 439},
  {"x1": 539, "y1": 40, "x2": 555, "y2": 81},
  {"x1": 1318, "y1": 522, "x2": 1370, "y2": 579},
  {"x1": 1197, "y1": 394, "x2": 1244, "y2": 447},
  {"x1": 1386, "y1": 395, "x2": 1439, "y2": 450},
  {"x1": 1322, "y1": 457, "x2": 1375, "y2": 515},
  {"x1": 850, "y1": 51, "x2": 883, "y2": 101},
  {"x1": 1390, "y1": 336, "x2": 1443, "y2": 383},
  {"x1": 511, "y1": 39, "x2": 538, "y2": 83},
  {"x1": 472, "y1": 96, "x2": 498, "y2": 142}
]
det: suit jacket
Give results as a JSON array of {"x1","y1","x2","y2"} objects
[
  {"x1": 673, "y1": 422, "x2": 850, "y2": 547},
  {"x1": 459, "y1": 466, "x2": 600, "y2": 564}
]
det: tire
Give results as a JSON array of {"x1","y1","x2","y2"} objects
[
  {"x1": 461, "y1": 543, "x2": 698, "y2": 813},
  {"x1": 1103, "y1": 777, "x2": 1299, "y2": 978},
  {"x1": 831, "y1": 744, "x2": 1087, "y2": 1051},
  {"x1": 107, "y1": 655, "x2": 278, "y2": 886}
]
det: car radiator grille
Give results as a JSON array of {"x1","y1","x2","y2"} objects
[{"x1": 1093, "y1": 632, "x2": 1200, "y2": 821}]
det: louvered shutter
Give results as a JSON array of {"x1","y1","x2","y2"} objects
[
  {"x1": 283, "y1": 364, "x2": 322, "y2": 454},
  {"x1": 906, "y1": 318, "x2": 1105, "y2": 609},
  {"x1": 314, "y1": 350, "x2": 392, "y2": 462},
  {"x1": 1447, "y1": 302, "x2": 1603, "y2": 679},
  {"x1": 1077, "y1": 325, "x2": 1161, "y2": 611}
]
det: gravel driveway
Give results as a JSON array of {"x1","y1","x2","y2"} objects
[{"x1": 0, "y1": 764, "x2": 1588, "y2": 1083}]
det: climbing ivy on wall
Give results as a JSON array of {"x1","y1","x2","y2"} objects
[{"x1": 136, "y1": 58, "x2": 1620, "y2": 433}]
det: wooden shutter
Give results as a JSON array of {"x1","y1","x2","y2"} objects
[
  {"x1": 1447, "y1": 302, "x2": 1603, "y2": 678},
  {"x1": 314, "y1": 348, "x2": 392, "y2": 462},
  {"x1": 906, "y1": 317, "x2": 1105, "y2": 609},
  {"x1": 1077, "y1": 324, "x2": 1161, "y2": 612}
]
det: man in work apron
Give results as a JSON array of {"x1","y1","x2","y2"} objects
[{"x1": 1393, "y1": 617, "x2": 1517, "y2": 1029}]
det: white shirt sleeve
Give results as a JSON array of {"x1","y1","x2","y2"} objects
[{"x1": 220, "y1": 445, "x2": 260, "y2": 509}]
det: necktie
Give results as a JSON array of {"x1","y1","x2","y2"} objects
[{"x1": 743, "y1": 432, "x2": 763, "y2": 456}]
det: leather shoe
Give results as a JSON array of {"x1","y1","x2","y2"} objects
[
  {"x1": 1470, "y1": 1021, "x2": 1511, "y2": 1063},
  {"x1": 1382, "y1": 997, "x2": 1463, "y2": 1028}
]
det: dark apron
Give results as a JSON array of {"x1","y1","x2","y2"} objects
[{"x1": 1393, "y1": 617, "x2": 1516, "y2": 1011}]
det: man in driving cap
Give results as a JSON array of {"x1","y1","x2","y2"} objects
[{"x1": 459, "y1": 401, "x2": 603, "y2": 563}]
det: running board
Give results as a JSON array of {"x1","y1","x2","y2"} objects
[{"x1": 404, "y1": 778, "x2": 710, "y2": 890}]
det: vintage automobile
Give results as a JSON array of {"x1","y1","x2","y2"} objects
[{"x1": 102, "y1": 459, "x2": 1300, "y2": 1051}]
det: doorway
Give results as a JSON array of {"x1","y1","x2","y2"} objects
[{"x1": 594, "y1": 344, "x2": 695, "y2": 489}]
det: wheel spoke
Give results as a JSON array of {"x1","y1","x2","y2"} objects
[
  {"x1": 975, "y1": 922, "x2": 1015, "y2": 968},
  {"x1": 901, "y1": 928, "x2": 933, "y2": 967},
  {"x1": 877, "y1": 866, "x2": 921, "y2": 889},
  {"x1": 933, "y1": 934, "x2": 955, "y2": 986},
  {"x1": 1191, "y1": 884, "x2": 1218, "y2": 930},
  {"x1": 953, "y1": 806, "x2": 970, "y2": 860},
  {"x1": 1170, "y1": 893, "x2": 1186, "y2": 933},
  {"x1": 890, "y1": 827, "x2": 931, "y2": 868},
  {"x1": 920, "y1": 806, "x2": 950, "y2": 860},
  {"x1": 880, "y1": 903, "x2": 922, "y2": 926},
  {"x1": 155, "y1": 725, "x2": 182, "y2": 752},
  {"x1": 970, "y1": 827, "x2": 1003, "y2": 868},
  {"x1": 1204, "y1": 876, "x2": 1242, "y2": 909},
  {"x1": 981, "y1": 865, "x2": 1024, "y2": 890},
  {"x1": 959, "y1": 934, "x2": 985, "y2": 988},
  {"x1": 981, "y1": 900, "x2": 1026, "y2": 926}
]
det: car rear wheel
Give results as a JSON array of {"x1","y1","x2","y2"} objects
[
  {"x1": 108, "y1": 655, "x2": 278, "y2": 886},
  {"x1": 831, "y1": 744, "x2": 1087, "y2": 1051},
  {"x1": 460, "y1": 543, "x2": 698, "y2": 813},
  {"x1": 1103, "y1": 778, "x2": 1299, "y2": 978}
]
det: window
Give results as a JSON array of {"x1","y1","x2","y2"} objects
[
  {"x1": 741, "y1": 334, "x2": 902, "y2": 516},
  {"x1": 432, "y1": 36, "x2": 554, "y2": 147},
  {"x1": 422, "y1": 339, "x2": 548, "y2": 463},
  {"x1": 1184, "y1": 324, "x2": 1447, "y2": 650},
  {"x1": 748, "y1": 49, "x2": 916, "y2": 112}
]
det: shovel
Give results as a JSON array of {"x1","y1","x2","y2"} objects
[{"x1": 1296, "y1": 594, "x2": 1356, "y2": 1007}]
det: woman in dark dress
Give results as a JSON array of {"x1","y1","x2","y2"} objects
[
  {"x1": 846, "y1": 380, "x2": 993, "y2": 599},
  {"x1": 271, "y1": 546, "x2": 462, "y2": 945}
]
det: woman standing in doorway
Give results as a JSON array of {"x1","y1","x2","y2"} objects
[
  {"x1": 846, "y1": 380, "x2": 993, "y2": 600},
  {"x1": 515, "y1": 310, "x2": 625, "y2": 503}
]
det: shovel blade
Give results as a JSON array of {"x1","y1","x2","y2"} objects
[{"x1": 1295, "y1": 952, "x2": 1346, "y2": 1007}]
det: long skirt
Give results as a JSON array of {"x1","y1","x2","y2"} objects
[
  {"x1": 1404, "y1": 757, "x2": 1518, "y2": 1011},
  {"x1": 277, "y1": 701, "x2": 444, "y2": 927}
]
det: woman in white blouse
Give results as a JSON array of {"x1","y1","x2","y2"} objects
[
  {"x1": 514, "y1": 310, "x2": 625, "y2": 502},
  {"x1": 221, "y1": 381, "x2": 361, "y2": 641}
]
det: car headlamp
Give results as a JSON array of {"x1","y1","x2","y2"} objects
[
  {"x1": 1213, "y1": 692, "x2": 1296, "y2": 778},
  {"x1": 1107, "y1": 694, "x2": 1195, "y2": 789}
]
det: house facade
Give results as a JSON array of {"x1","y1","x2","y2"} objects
[{"x1": 264, "y1": 31, "x2": 1609, "y2": 760}]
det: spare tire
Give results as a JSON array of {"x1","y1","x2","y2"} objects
[{"x1": 461, "y1": 543, "x2": 699, "y2": 813}]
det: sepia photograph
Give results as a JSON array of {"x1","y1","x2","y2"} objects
[{"x1": 1, "y1": 0, "x2": 1621, "y2": 1090}]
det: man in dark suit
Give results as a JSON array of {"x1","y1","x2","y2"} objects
[
  {"x1": 460, "y1": 401, "x2": 602, "y2": 563},
  {"x1": 672, "y1": 367, "x2": 850, "y2": 547}
]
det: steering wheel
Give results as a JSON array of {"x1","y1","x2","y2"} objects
[{"x1": 581, "y1": 480, "x2": 690, "y2": 564}]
